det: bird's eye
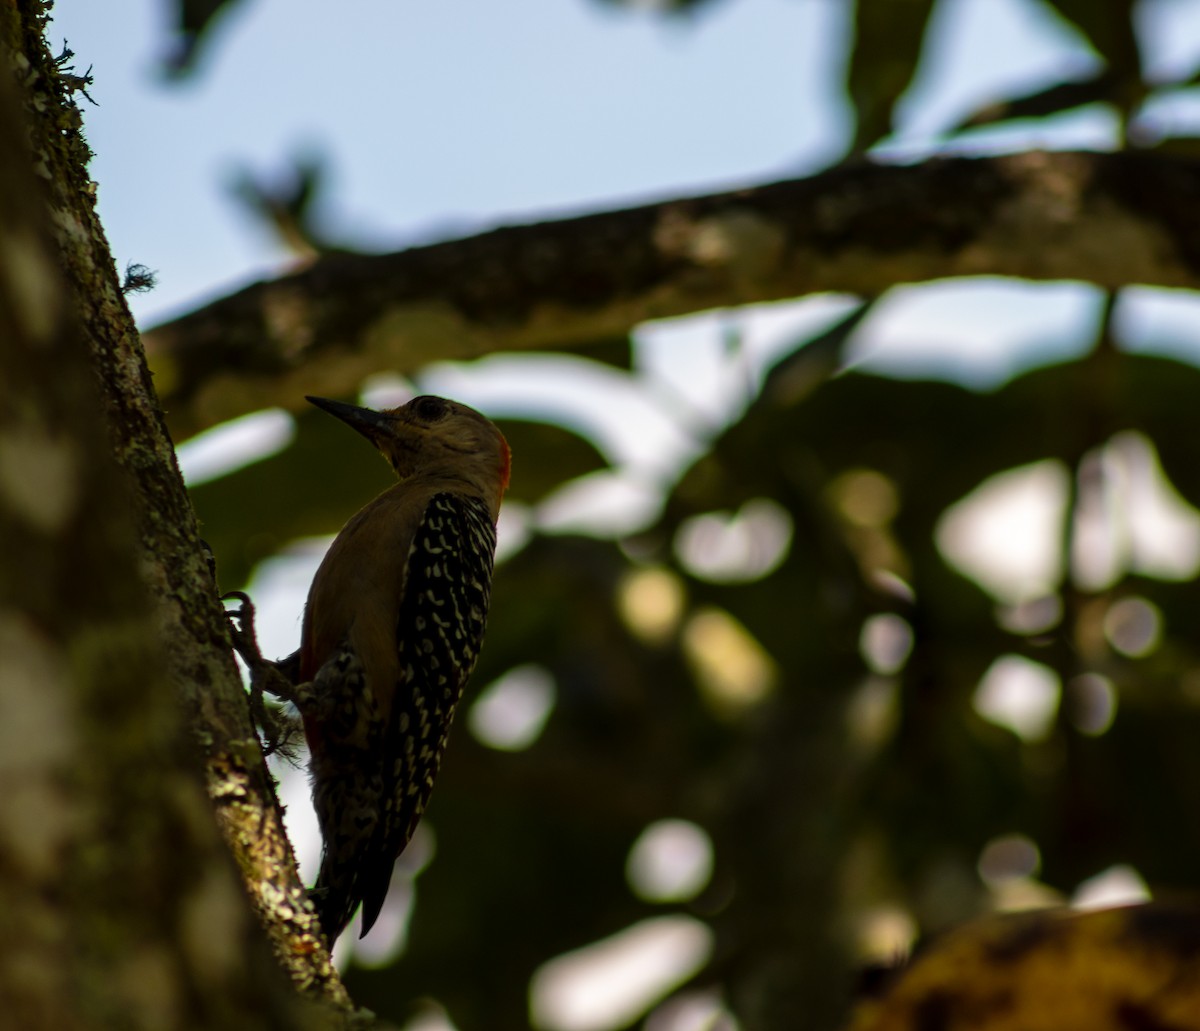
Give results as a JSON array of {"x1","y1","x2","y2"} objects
[{"x1": 413, "y1": 396, "x2": 448, "y2": 422}]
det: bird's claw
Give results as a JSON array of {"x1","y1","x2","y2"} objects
[
  {"x1": 222, "y1": 590, "x2": 299, "y2": 758},
  {"x1": 222, "y1": 590, "x2": 258, "y2": 655}
]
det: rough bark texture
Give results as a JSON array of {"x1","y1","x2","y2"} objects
[
  {"x1": 0, "y1": 3, "x2": 353, "y2": 1024},
  {"x1": 146, "y1": 149, "x2": 1200, "y2": 439}
]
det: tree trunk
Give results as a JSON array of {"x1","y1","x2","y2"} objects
[{"x1": 0, "y1": 5, "x2": 352, "y2": 1026}]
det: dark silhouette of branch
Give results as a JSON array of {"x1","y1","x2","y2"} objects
[{"x1": 145, "y1": 150, "x2": 1200, "y2": 440}]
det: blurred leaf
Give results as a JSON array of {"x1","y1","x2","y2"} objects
[
  {"x1": 1122, "y1": 354, "x2": 1200, "y2": 511},
  {"x1": 676, "y1": 361, "x2": 1086, "y2": 536},
  {"x1": 556, "y1": 331, "x2": 634, "y2": 370},
  {"x1": 1042, "y1": 670, "x2": 1200, "y2": 888},
  {"x1": 1136, "y1": 132, "x2": 1200, "y2": 158},
  {"x1": 478, "y1": 535, "x2": 712, "y2": 763},
  {"x1": 761, "y1": 299, "x2": 871, "y2": 406},
  {"x1": 192, "y1": 408, "x2": 608, "y2": 589},
  {"x1": 227, "y1": 151, "x2": 334, "y2": 258},
  {"x1": 661, "y1": 352, "x2": 1160, "y2": 904},
  {"x1": 1042, "y1": 0, "x2": 1144, "y2": 118},
  {"x1": 1044, "y1": 0, "x2": 1141, "y2": 78},
  {"x1": 347, "y1": 787, "x2": 650, "y2": 1030},
  {"x1": 951, "y1": 72, "x2": 1119, "y2": 132},
  {"x1": 952, "y1": 3, "x2": 1145, "y2": 135},
  {"x1": 494, "y1": 416, "x2": 611, "y2": 498},
  {"x1": 162, "y1": 0, "x2": 246, "y2": 78},
  {"x1": 848, "y1": 0, "x2": 938, "y2": 150},
  {"x1": 591, "y1": 0, "x2": 727, "y2": 12}
]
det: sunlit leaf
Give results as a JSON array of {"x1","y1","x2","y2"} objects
[{"x1": 850, "y1": 904, "x2": 1200, "y2": 1031}]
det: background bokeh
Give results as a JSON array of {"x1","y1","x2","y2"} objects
[{"x1": 55, "y1": 1, "x2": 1200, "y2": 1029}]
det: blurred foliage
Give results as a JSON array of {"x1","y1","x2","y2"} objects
[
  {"x1": 171, "y1": 0, "x2": 1200, "y2": 1029},
  {"x1": 848, "y1": 902, "x2": 1200, "y2": 1030},
  {"x1": 226, "y1": 153, "x2": 333, "y2": 259},
  {"x1": 206, "y1": 338, "x2": 1200, "y2": 1030},
  {"x1": 161, "y1": 0, "x2": 246, "y2": 76},
  {"x1": 848, "y1": 0, "x2": 937, "y2": 150}
]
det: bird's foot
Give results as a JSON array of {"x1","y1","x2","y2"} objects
[{"x1": 223, "y1": 591, "x2": 304, "y2": 758}]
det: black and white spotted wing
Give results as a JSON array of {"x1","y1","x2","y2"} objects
[{"x1": 357, "y1": 491, "x2": 497, "y2": 932}]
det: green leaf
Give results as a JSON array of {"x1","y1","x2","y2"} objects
[{"x1": 847, "y1": 0, "x2": 939, "y2": 150}]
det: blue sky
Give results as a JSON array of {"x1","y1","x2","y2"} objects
[
  {"x1": 55, "y1": 0, "x2": 845, "y2": 322},
  {"x1": 50, "y1": 0, "x2": 1171, "y2": 324}
]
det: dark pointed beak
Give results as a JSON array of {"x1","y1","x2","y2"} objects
[{"x1": 305, "y1": 396, "x2": 393, "y2": 444}]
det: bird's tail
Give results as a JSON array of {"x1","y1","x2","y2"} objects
[
  {"x1": 310, "y1": 855, "x2": 359, "y2": 947},
  {"x1": 311, "y1": 847, "x2": 396, "y2": 946}
]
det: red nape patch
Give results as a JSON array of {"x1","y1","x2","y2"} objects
[{"x1": 497, "y1": 433, "x2": 512, "y2": 492}]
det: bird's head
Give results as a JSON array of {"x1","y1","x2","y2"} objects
[{"x1": 307, "y1": 394, "x2": 511, "y2": 518}]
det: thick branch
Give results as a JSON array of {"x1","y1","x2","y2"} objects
[{"x1": 146, "y1": 149, "x2": 1200, "y2": 439}]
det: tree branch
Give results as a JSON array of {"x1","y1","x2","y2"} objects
[{"x1": 145, "y1": 149, "x2": 1200, "y2": 439}]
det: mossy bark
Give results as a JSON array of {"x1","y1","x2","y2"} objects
[{"x1": 0, "y1": 3, "x2": 357, "y2": 1025}]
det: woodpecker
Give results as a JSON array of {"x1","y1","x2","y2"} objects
[{"x1": 235, "y1": 394, "x2": 509, "y2": 946}]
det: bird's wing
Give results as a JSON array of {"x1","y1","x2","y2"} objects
[{"x1": 357, "y1": 490, "x2": 496, "y2": 936}]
